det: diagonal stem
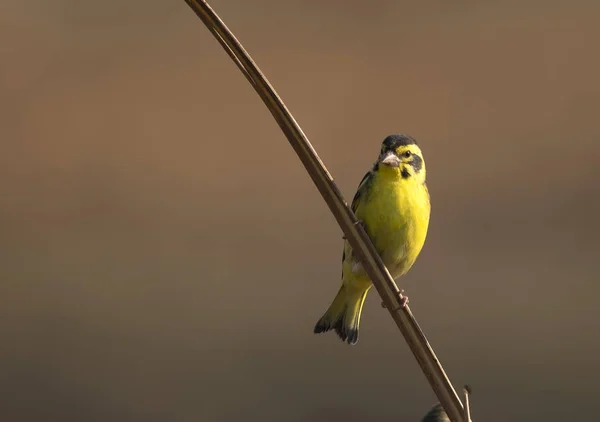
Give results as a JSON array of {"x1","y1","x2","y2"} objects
[{"x1": 183, "y1": 1, "x2": 469, "y2": 421}]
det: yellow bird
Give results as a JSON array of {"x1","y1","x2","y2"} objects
[{"x1": 314, "y1": 134, "x2": 431, "y2": 345}]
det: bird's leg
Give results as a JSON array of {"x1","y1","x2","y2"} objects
[
  {"x1": 381, "y1": 290, "x2": 409, "y2": 310},
  {"x1": 342, "y1": 220, "x2": 366, "y2": 240}
]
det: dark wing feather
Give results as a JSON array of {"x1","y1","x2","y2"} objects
[
  {"x1": 351, "y1": 170, "x2": 373, "y2": 213},
  {"x1": 341, "y1": 169, "x2": 374, "y2": 269},
  {"x1": 341, "y1": 169, "x2": 373, "y2": 269}
]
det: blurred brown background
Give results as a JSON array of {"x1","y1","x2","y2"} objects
[{"x1": 1, "y1": 1, "x2": 599, "y2": 421}]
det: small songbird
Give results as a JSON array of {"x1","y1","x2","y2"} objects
[
  {"x1": 314, "y1": 134, "x2": 431, "y2": 345},
  {"x1": 421, "y1": 404, "x2": 450, "y2": 422}
]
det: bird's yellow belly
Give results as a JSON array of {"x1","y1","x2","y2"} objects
[{"x1": 356, "y1": 178, "x2": 430, "y2": 279}]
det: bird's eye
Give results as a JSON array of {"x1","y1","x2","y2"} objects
[{"x1": 402, "y1": 151, "x2": 412, "y2": 158}]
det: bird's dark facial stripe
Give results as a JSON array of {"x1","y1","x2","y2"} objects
[
  {"x1": 381, "y1": 134, "x2": 417, "y2": 154},
  {"x1": 410, "y1": 154, "x2": 423, "y2": 173},
  {"x1": 399, "y1": 154, "x2": 422, "y2": 179}
]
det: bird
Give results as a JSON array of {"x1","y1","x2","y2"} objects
[
  {"x1": 313, "y1": 134, "x2": 431, "y2": 345},
  {"x1": 421, "y1": 403, "x2": 450, "y2": 422}
]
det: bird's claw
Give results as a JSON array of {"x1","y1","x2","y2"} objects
[
  {"x1": 342, "y1": 220, "x2": 366, "y2": 239},
  {"x1": 381, "y1": 290, "x2": 409, "y2": 310},
  {"x1": 354, "y1": 219, "x2": 366, "y2": 228}
]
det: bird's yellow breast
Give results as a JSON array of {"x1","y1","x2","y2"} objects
[{"x1": 354, "y1": 167, "x2": 430, "y2": 279}]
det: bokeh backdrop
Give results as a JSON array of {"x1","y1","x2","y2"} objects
[{"x1": 1, "y1": 1, "x2": 599, "y2": 421}]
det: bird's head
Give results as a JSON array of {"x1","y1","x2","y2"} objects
[{"x1": 376, "y1": 134, "x2": 426, "y2": 182}]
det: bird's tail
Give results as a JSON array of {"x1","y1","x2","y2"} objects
[{"x1": 313, "y1": 284, "x2": 370, "y2": 345}]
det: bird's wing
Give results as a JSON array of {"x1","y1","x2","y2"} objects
[
  {"x1": 350, "y1": 170, "x2": 373, "y2": 213},
  {"x1": 341, "y1": 170, "x2": 373, "y2": 272}
]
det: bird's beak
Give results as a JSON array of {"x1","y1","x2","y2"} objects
[{"x1": 380, "y1": 151, "x2": 400, "y2": 167}]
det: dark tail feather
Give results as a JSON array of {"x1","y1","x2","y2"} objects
[{"x1": 313, "y1": 285, "x2": 368, "y2": 345}]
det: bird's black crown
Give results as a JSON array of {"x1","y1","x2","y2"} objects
[{"x1": 381, "y1": 134, "x2": 417, "y2": 153}]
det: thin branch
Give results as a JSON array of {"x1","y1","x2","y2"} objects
[
  {"x1": 463, "y1": 385, "x2": 472, "y2": 422},
  {"x1": 183, "y1": 1, "x2": 468, "y2": 421}
]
